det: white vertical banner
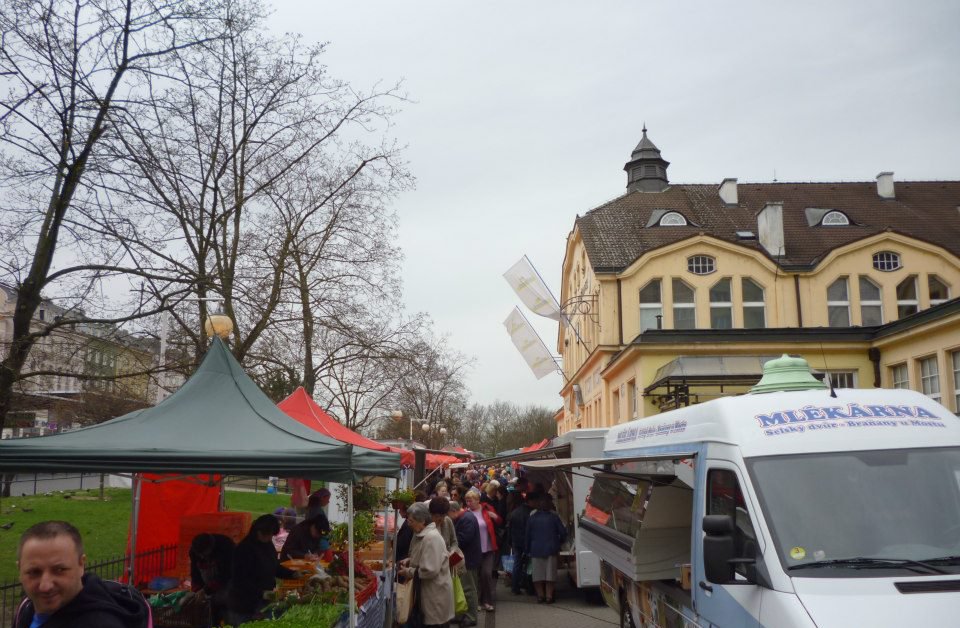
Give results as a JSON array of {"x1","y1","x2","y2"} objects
[
  {"x1": 503, "y1": 307, "x2": 560, "y2": 380},
  {"x1": 503, "y1": 255, "x2": 564, "y2": 322}
]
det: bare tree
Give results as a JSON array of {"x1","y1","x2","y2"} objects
[
  {"x1": 378, "y1": 333, "x2": 473, "y2": 449},
  {"x1": 0, "y1": 0, "x2": 225, "y2": 431},
  {"x1": 311, "y1": 313, "x2": 426, "y2": 434},
  {"x1": 105, "y1": 8, "x2": 409, "y2": 368}
]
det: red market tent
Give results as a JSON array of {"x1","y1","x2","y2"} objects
[
  {"x1": 520, "y1": 438, "x2": 550, "y2": 453},
  {"x1": 278, "y1": 387, "x2": 458, "y2": 469}
]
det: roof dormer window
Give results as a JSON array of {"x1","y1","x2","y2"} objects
[
  {"x1": 821, "y1": 210, "x2": 850, "y2": 226},
  {"x1": 659, "y1": 211, "x2": 687, "y2": 227}
]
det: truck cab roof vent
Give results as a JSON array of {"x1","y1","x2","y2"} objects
[{"x1": 750, "y1": 354, "x2": 828, "y2": 394}]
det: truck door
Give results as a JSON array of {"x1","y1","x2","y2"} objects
[{"x1": 695, "y1": 464, "x2": 761, "y2": 628}]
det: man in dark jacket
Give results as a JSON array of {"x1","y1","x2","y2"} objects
[
  {"x1": 227, "y1": 515, "x2": 298, "y2": 624},
  {"x1": 16, "y1": 520, "x2": 149, "y2": 628},
  {"x1": 506, "y1": 491, "x2": 534, "y2": 594},
  {"x1": 189, "y1": 532, "x2": 235, "y2": 625},
  {"x1": 280, "y1": 513, "x2": 329, "y2": 560},
  {"x1": 450, "y1": 501, "x2": 479, "y2": 627}
]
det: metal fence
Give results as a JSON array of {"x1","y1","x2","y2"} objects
[
  {"x1": 0, "y1": 544, "x2": 177, "y2": 626},
  {"x1": 1, "y1": 472, "x2": 114, "y2": 498}
]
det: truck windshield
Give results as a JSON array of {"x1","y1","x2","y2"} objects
[{"x1": 746, "y1": 447, "x2": 960, "y2": 576}]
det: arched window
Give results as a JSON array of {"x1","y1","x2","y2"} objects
[
  {"x1": 672, "y1": 279, "x2": 696, "y2": 330},
  {"x1": 929, "y1": 275, "x2": 950, "y2": 306},
  {"x1": 709, "y1": 278, "x2": 732, "y2": 329},
  {"x1": 858, "y1": 276, "x2": 883, "y2": 326},
  {"x1": 897, "y1": 277, "x2": 918, "y2": 318},
  {"x1": 639, "y1": 279, "x2": 662, "y2": 332},
  {"x1": 827, "y1": 278, "x2": 850, "y2": 327},
  {"x1": 687, "y1": 255, "x2": 716, "y2": 275},
  {"x1": 873, "y1": 251, "x2": 902, "y2": 272},
  {"x1": 821, "y1": 211, "x2": 850, "y2": 226},
  {"x1": 659, "y1": 211, "x2": 687, "y2": 226},
  {"x1": 741, "y1": 278, "x2": 766, "y2": 328}
]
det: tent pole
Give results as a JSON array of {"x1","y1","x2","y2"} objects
[
  {"x1": 217, "y1": 475, "x2": 225, "y2": 511},
  {"x1": 348, "y1": 480, "x2": 356, "y2": 628},
  {"x1": 129, "y1": 473, "x2": 142, "y2": 585},
  {"x1": 384, "y1": 477, "x2": 394, "y2": 626}
]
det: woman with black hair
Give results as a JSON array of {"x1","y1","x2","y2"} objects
[{"x1": 226, "y1": 514, "x2": 298, "y2": 625}]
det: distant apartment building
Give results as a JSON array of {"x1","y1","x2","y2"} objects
[
  {"x1": 556, "y1": 129, "x2": 960, "y2": 434},
  {"x1": 0, "y1": 284, "x2": 162, "y2": 438}
]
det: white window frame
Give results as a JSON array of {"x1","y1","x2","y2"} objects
[
  {"x1": 896, "y1": 276, "x2": 919, "y2": 319},
  {"x1": 858, "y1": 276, "x2": 884, "y2": 326},
  {"x1": 891, "y1": 363, "x2": 909, "y2": 390},
  {"x1": 824, "y1": 370, "x2": 857, "y2": 389},
  {"x1": 741, "y1": 278, "x2": 766, "y2": 329},
  {"x1": 952, "y1": 351, "x2": 960, "y2": 414},
  {"x1": 709, "y1": 278, "x2": 733, "y2": 329},
  {"x1": 827, "y1": 277, "x2": 850, "y2": 327},
  {"x1": 919, "y1": 356, "x2": 941, "y2": 402},
  {"x1": 687, "y1": 255, "x2": 716, "y2": 276},
  {"x1": 612, "y1": 388, "x2": 621, "y2": 423},
  {"x1": 628, "y1": 379, "x2": 638, "y2": 418},
  {"x1": 671, "y1": 278, "x2": 696, "y2": 330},
  {"x1": 639, "y1": 279, "x2": 663, "y2": 333},
  {"x1": 659, "y1": 212, "x2": 687, "y2": 226},
  {"x1": 929, "y1": 275, "x2": 950, "y2": 307},
  {"x1": 821, "y1": 211, "x2": 849, "y2": 226},
  {"x1": 872, "y1": 251, "x2": 902, "y2": 272}
]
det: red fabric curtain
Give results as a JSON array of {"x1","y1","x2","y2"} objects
[{"x1": 126, "y1": 473, "x2": 220, "y2": 560}]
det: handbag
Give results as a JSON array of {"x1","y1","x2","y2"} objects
[{"x1": 452, "y1": 574, "x2": 468, "y2": 615}]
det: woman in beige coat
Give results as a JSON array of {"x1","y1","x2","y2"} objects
[{"x1": 400, "y1": 502, "x2": 454, "y2": 627}]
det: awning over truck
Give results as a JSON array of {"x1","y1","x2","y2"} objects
[
  {"x1": 473, "y1": 443, "x2": 572, "y2": 466},
  {"x1": 519, "y1": 451, "x2": 697, "y2": 470}
]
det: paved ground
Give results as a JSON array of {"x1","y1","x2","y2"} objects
[{"x1": 478, "y1": 569, "x2": 617, "y2": 628}]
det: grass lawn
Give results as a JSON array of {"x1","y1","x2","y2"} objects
[{"x1": 0, "y1": 488, "x2": 292, "y2": 583}]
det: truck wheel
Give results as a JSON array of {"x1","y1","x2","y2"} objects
[{"x1": 619, "y1": 592, "x2": 636, "y2": 628}]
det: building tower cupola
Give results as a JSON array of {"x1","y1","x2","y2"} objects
[{"x1": 624, "y1": 125, "x2": 670, "y2": 192}]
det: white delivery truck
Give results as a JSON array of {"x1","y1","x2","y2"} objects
[
  {"x1": 480, "y1": 427, "x2": 608, "y2": 594},
  {"x1": 537, "y1": 355, "x2": 960, "y2": 628}
]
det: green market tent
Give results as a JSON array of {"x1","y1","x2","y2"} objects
[
  {"x1": 0, "y1": 338, "x2": 401, "y2": 480},
  {"x1": 0, "y1": 338, "x2": 395, "y2": 625}
]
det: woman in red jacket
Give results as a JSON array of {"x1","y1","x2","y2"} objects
[{"x1": 465, "y1": 488, "x2": 501, "y2": 611}]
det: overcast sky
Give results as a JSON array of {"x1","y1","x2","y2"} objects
[{"x1": 267, "y1": 0, "x2": 960, "y2": 410}]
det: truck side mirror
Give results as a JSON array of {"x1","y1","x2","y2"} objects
[{"x1": 702, "y1": 515, "x2": 736, "y2": 583}]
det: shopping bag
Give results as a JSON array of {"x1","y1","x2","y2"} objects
[
  {"x1": 452, "y1": 574, "x2": 468, "y2": 615},
  {"x1": 395, "y1": 577, "x2": 416, "y2": 624},
  {"x1": 526, "y1": 557, "x2": 534, "y2": 576},
  {"x1": 501, "y1": 553, "x2": 515, "y2": 573}
]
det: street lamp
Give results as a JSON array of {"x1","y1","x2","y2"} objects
[
  {"x1": 420, "y1": 424, "x2": 449, "y2": 448},
  {"x1": 204, "y1": 305, "x2": 233, "y2": 339}
]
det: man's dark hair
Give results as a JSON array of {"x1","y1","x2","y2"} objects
[
  {"x1": 191, "y1": 533, "x2": 215, "y2": 555},
  {"x1": 251, "y1": 513, "x2": 281, "y2": 537},
  {"x1": 429, "y1": 496, "x2": 450, "y2": 515},
  {"x1": 18, "y1": 521, "x2": 84, "y2": 560},
  {"x1": 413, "y1": 490, "x2": 429, "y2": 503}
]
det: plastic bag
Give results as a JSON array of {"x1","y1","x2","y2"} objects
[
  {"x1": 501, "y1": 553, "x2": 515, "y2": 573},
  {"x1": 453, "y1": 575, "x2": 468, "y2": 615}
]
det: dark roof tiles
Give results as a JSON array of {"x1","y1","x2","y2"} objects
[{"x1": 577, "y1": 181, "x2": 960, "y2": 272}]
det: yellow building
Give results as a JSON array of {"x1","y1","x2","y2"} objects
[{"x1": 556, "y1": 129, "x2": 960, "y2": 434}]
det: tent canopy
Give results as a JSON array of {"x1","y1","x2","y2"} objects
[
  {"x1": 278, "y1": 387, "x2": 393, "y2": 452},
  {"x1": 278, "y1": 387, "x2": 421, "y2": 466},
  {"x1": 0, "y1": 339, "x2": 400, "y2": 481}
]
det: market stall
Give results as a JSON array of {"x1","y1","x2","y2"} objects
[{"x1": 0, "y1": 338, "x2": 401, "y2": 628}]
